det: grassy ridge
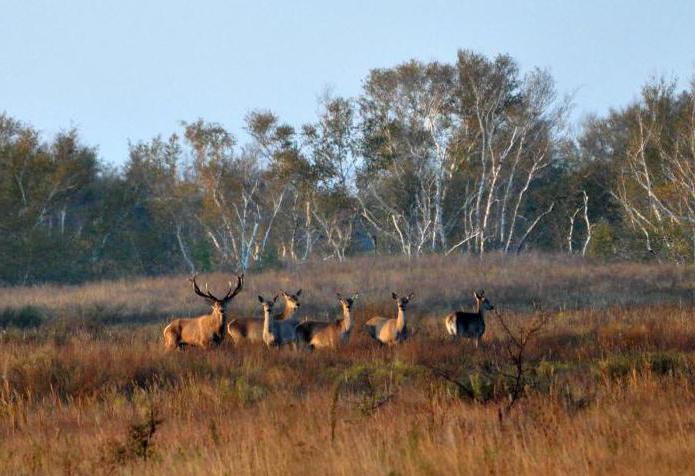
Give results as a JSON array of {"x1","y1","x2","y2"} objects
[
  {"x1": 0, "y1": 253, "x2": 692, "y2": 326},
  {"x1": 1, "y1": 255, "x2": 694, "y2": 475}
]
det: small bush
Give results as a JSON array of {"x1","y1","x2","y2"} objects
[
  {"x1": 0, "y1": 306, "x2": 44, "y2": 329},
  {"x1": 596, "y1": 355, "x2": 638, "y2": 379},
  {"x1": 649, "y1": 352, "x2": 687, "y2": 376},
  {"x1": 233, "y1": 376, "x2": 267, "y2": 406},
  {"x1": 109, "y1": 404, "x2": 163, "y2": 465},
  {"x1": 588, "y1": 223, "x2": 617, "y2": 258}
]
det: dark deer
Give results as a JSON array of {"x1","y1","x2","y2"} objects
[{"x1": 443, "y1": 290, "x2": 494, "y2": 348}]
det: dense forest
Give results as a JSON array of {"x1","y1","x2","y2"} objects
[{"x1": 1, "y1": 50, "x2": 694, "y2": 284}]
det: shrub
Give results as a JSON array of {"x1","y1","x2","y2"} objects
[
  {"x1": 0, "y1": 306, "x2": 44, "y2": 329},
  {"x1": 109, "y1": 404, "x2": 163, "y2": 465},
  {"x1": 588, "y1": 223, "x2": 616, "y2": 258}
]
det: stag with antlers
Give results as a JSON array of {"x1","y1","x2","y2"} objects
[{"x1": 163, "y1": 274, "x2": 243, "y2": 351}]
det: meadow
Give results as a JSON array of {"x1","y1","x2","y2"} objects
[{"x1": 1, "y1": 254, "x2": 694, "y2": 475}]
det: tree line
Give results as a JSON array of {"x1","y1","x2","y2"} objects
[{"x1": 1, "y1": 50, "x2": 694, "y2": 284}]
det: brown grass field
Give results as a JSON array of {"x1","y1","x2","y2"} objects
[{"x1": 1, "y1": 254, "x2": 694, "y2": 475}]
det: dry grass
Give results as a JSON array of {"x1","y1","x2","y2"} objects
[{"x1": 1, "y1": 254, "x2": 694, "y2": 475}]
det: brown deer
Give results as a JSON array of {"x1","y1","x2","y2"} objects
[
  {"x1": 364, "y1": 292, "x2": 414, "y2": 345},
  {"x1": 443, "y1": 290, "x2": 494, "y2": 348},
  {"x1": 163, "y1": 274, "x2": 243, "y2": 351},
  {"x1": 227, "y1": 289, "x2": 302, "y2": 345},
  {"x1": 295, "y1": 293, "x2": 357, "y2": 350},
  {"x1": 274, "y1": 289, "x2": 302, "y2": 320},
  {"x1": 258, "y1": 294, "x2": 280, "y2": 347}
]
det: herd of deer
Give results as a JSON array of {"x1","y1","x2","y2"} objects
[{"x1": 163, "y1": 274, "x2": 495, "y2": 351}]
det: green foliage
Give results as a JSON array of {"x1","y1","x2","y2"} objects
[
  {"x1": 254, "y1": 243, "x2": 284, "y2": 271},
  {"x1": 595, "y1": 352, "x2": 694, "y2": 380},
  {"x1": 110, "y1": 404, "x2": 163, "y2": 465},
  {"x1": 232, "y1": 376, "x2": 267, "y2": 406},
  {"x1": 588, "y1": 223, "x2": 616, "y2": 258},
  {"x1": 0, "y1": 306, "x2": 44, "y2": 329},
  {"x1": 1, "y1": 54, "x2": 694, "y2": 285},
  {"x1": 191, "y1": 240, "x2": 214, "y2": 272}
]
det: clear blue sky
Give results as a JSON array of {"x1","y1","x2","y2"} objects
[{"x1": 1, "y1": 0, "x2": 694, "y2": 165}]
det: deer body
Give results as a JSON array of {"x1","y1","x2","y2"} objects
[
  {"x1": 163, "y1": 275, "x2": 243, "y2": 351},
  {"x1": 296, "y1": 294, "x2": 357, "y2": 350},
  {"x1": 227, "y1": 318, "x2": 264, "y2": 344},
  {"x1": 267, "y1": 290, "x2": 302, "y2": 347},
  {"x1": 364, "y1": 292, "x2": 413, "y2": 345},
  {"x1": 164, "y1": 308, "x2": 225, "y2": 350},
  {"x1": 444, "y1": 290, "x2": 494, "y2": 348},
  {"x1": 227, "y1": 289, "x2": 301, "y2": 345},
  {"x1": 260, "y1": 294, "x2": 300, "y2": 347}
]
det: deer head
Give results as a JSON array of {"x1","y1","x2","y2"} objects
[
  {"x1": 281, "y1": 289, "x2": 302, "y2": 310},
  {"x1": 392, "y1": 292, "x2": 414, "y2": 310},
  {"x1": 474, "y1": 290, "x2": 495, "y2": 311},
  {"x1": 258, "y1": 295, "x2": 278, "y2": 314},
  {"x1": 337, "y1": 292, "x2": 358, "y2": 311}
]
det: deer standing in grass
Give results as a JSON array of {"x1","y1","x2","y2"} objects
[
  {"x1": 364, "y1": 292, "x2": 414, "y2": 345},
  {"x1": 227, "y1": 289, "x2": 302, "y2": 345},
  {"x1": 163, "y1": 274, "x2": 243, "y2": 351},
  {"x1": 295, "y1": 293, "x2": 358, "y2": 350},
  {"x1": 271, "y1": 289, "x2": 303, "y2": 347},
  {"x1": 444, "y1": 290, "x2": 494, "y2": 348},
  {"x1": 258, "y1": 295, "x2": 280, "y2": 347}
]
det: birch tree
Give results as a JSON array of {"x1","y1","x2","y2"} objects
[
  {"x1": 246, "y1": 110, "x2": 315, "y2": 262},
  {"x1": 453, "y1": 52, "x2": 567, "y2": 254},
  {"x1": 185, "y1": 120, "x2": 285, "y2": 272},
  {"x1": 358, "y1": 60, "x2": 466, "y2": 255},
  {"x1": 0, "y1": 116, "x2": 98, "y2": 283},
  {"x1": 303, "y1": 94, "x2": 360, "y2": 260},
  {"x1": 612, "y1": 78, "x2": 695, "y2": 262}
]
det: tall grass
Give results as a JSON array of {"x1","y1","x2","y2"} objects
[
  {"x1": 0, "y1": 253, "x2": 692, "y2": 326},
  {"x1": 0, "y1": 254, "x2": 694, "y2": 475}
]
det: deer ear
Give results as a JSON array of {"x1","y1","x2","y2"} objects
[
  {"x1": 258, "y1": 296, "x2": 264, "y2": 303},
  {"x1": 296, "y1": 289, "x2": 302, "y2": 296},
  {"x1": 407, "y1": 292, "x2": 415, "y2": 300},
  {"x1": 273, "y1": 295, "x2": 279, "y2": 303},
  {"x1": 392, "y1": 292, "x2": 398, "y2": 300}
]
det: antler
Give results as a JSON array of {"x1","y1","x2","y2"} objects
[
  {"x1": 191, "y1": 274, "x2": 244, "y2": 302},
  {"x1": 222, "y1": 274, "x2": 244, "y2": 302},
  {"x1": 191, "y1": 274, "x2": 218, "y2": 300}
]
